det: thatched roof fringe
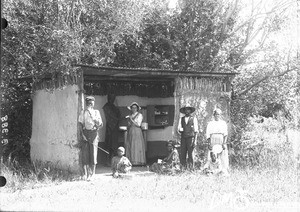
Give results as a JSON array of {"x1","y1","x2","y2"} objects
[
  {"x1": 175, "y1": 77, "x2": 227, "y2": 92},
  {"x1": 84, "y1": 81, "x2": 174, "y2": 98},
  {"x1": 32, "y1": 72, "x2": 79, "y2": 92}
]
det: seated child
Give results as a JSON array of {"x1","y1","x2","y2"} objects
[
  {"x1": 150, "y1": 140, "x2": 180, "y2": 174},
  {"x1": 202, "y1": 144, "x2": 228, "y2": 176},
  {"x1": 111, "y1": 147, "x2": 132, "y2": 178}
]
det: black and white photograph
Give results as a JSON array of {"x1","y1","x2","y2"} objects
[{"x1": 0, "y1": 0, "x2": 299, "y2": 211}]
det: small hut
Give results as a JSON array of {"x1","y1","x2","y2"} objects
[{"x1": 28, "y1": 65, "x2": 236, "y2": 173}]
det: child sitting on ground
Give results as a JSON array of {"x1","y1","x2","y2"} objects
[
  {"x1": 111, "y1": 147, "x2": 132, "y2": 178},
  {"x1": 150, "y1": 140, "x2": 180, "y2": 174},
  {"x1": 202, "y1": 144, "x2": 223, "y2": 175}
]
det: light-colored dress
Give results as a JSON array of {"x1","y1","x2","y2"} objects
[
  {"x1": 206, "y1": 119, "x2": 229, "y2": 174},
  {"x1": 126, "y1": 112, "x2": 146, "y2": 165}
]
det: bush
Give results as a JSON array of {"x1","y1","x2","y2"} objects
[{"x1": 230, "y1": 116, "x2": 296, "y2": 169}]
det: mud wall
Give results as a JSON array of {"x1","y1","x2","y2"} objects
[{"x1": 30, "y1": 85, "x2": 80, "y2": 173}]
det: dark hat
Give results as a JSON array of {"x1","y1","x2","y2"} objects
[
  {"x1": 179, "y1": 104, "x2": 195, "y2": 114},
  {"x1": 85, "y1": 96, "x2": 95, "y2": 101},
  {"x1": 127, "y1": 102, "x2": 141, "y2": 110}
]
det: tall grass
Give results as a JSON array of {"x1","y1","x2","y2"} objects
[{"x1": 0, "y1": 158, "x2": 79, "y2": 192}]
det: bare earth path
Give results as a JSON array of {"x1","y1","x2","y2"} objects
[{"x1": 0, "y1": 166, "x2": 299, "y2": 212}]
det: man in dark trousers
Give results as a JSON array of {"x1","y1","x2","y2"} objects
[
  {"x1": 177, "y1": 105, "x2": 198, "y2": 171},
  {"x1": 103, "y1": 93, "x2": 121, "y2": 165}
]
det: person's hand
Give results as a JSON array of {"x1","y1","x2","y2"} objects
[
  {"x1": 206, "y1": 138, "x2": 211, "y2": 144},
  {"x1": 192, "y1": 139, "x2": 196, "y2": 148},
  {"x1": 113, "y1": 171, "x2": 119, "y2": 178},
  {"x1": 222, "y1": 144, "x2": 226, "y2": 150}
]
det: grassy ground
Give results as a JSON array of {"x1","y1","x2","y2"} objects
[
  {"x1": 0, "y1": 165, "x2": 298, "y2": 212},
  {"x1": 1, "y1": 127, "x2": 299, "y2": 211}
]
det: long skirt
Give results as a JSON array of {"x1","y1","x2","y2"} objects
[
  {"x1": 126, "y1": 125, "x2": 146, "y2": 165},
  {"x1": 207, "y1": 133, "x2": 229, "y2": 174}
]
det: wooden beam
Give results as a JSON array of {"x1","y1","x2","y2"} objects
[{"x1": 84, "y1": 75, "x2": 174, "y2": 82}]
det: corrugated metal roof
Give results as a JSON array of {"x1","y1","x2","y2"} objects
[
  {"x1": 76, "y1": 64, "x2": 238, "y2": 79},
  {"x1": 17, "y1": 64, "x2": 238, "y2": 82}
]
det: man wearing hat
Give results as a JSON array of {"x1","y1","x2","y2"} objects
[
  {"x1": 177, "y1": 104, "x2": 199, "y2": 170},
  {"x1": 78, "y1": 96, "x2": 103, "y2": 181}
]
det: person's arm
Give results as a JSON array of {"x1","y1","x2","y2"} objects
[
  {"x1": 129, "y1": 113, "x2": 142, "y2": 127},
  {"x1": 94, "y1": 110, "x2": 103, "y2": 129},
  {"x1": 177, "y1": 117, "x2": 183, "y2": 134},
  {"x1": 206, "y1": 122, "x2": 212, "y2": 149},
  {"x1": 79, "y1": 123, "x2": 87, "y2": 141},
  {"x1": 222, "y1": 121, "x2": 228, "y2": 149},
  {"x1": 125, "y1": 157, "x2": 132, "y2": 168},
  {"x1": 78, "y1": 111, "x2": 87, "y2": 141},
  {"x1": 193, "y1": 117, "x2": 199, "y2": 147},
  {"x1": 206, "y1": 121, "x2": 211, "y2": 140},
  {"x1": 111, "y1": 157, "x2": 117, "y2": 173}
]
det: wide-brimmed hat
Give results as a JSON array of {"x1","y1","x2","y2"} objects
[
  {"x1": 85, "y1": 96, "x2": 95, "y2": 102},
  {"x1": 179, "y1": 104, "x2": 195, "y2": 114},
  {"x1": 127, "y1": 102, "x2": 141, "y2": 110},
  {"x1": 212, "y1": 144, "x2": 223, "y2": 154}
]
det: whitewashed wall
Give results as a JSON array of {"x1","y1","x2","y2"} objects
[{"x1": 30, "y1": 85, "x2": 80, "y2": 173}]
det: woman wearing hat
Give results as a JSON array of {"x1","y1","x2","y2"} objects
[
  {"x1": 177, "y1": 104, "x2": 199, "y2": 170},
  {"x1": 126, "y1": 102, "x2": 146, "y2": 165},
  {"x1": 205, "y1": 108, "x2": 229, "y2": 176}
]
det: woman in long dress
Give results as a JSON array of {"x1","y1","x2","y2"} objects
[
  {"x1": 206, "y1": 108, "x2": 229, "y2": 176},
  {"x1": 126, "y1": 102, "x2": 146, "y2": 165}
]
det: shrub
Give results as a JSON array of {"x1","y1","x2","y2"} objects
[{"x1": 230, "y1": 116, "x2": 296, "y2": 169}]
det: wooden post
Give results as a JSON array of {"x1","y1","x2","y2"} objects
[{"x1": 76, "y1": 69, "x2": 84, "y2": 175}]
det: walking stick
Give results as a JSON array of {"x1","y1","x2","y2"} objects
[{"x1": 83, "y1": 139, "x2": 110, "y2": 155}]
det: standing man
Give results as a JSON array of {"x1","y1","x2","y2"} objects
[
  {"x1": 206, "y1": 108, "x2": 229, "y2": 176},
  {"x1": 103, "y1": 93, "x2": 121, "y2": 165},
  {"x1": 78, "y1": 96, "x2": 103, "y2": 181},
  {"x1": 177, "y1": 105, "x2": 199, "y2": 171}
]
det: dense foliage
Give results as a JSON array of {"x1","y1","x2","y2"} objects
[{"x1": 1, "y1": 0, "x2": 298, "y2": 165}]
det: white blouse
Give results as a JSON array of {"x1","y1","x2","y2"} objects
[
  {"x1": 130, "y1": 112, "x2": 143, "y2": 126},
  {"x1": 78, "y1": 108, "x2": 102, "y2": 130},
  {"x1": 206, "y1": 120, "x2": 228, "y2": 139}
]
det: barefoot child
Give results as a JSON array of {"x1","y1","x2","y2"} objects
[
  {"x1": 111, "y1": 147, "x2": 132, "y2": 178},
  {"x1": 202, "y1": 144, "x2": 223, "y2": 175}
]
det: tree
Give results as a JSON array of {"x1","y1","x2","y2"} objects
[{"x1": 1, "y1": 0, "x2": 151, "y2": 162}]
